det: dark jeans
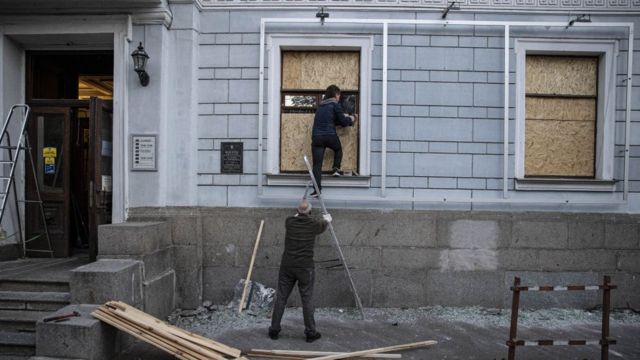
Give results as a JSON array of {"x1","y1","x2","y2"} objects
[
  {"x1": 311, "y1": 134, "x2": 342, "y2": 192},
  {"x1": 270, "y1": 266, "x2": 317, "y2": 336}
]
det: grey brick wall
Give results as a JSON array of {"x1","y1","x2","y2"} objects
[
  {"x1": 129, "y1": 207, "x2": 640, "y2": 309},
  {"x1": 194, "y1": 9, "x2": 640, "y2": 210}
]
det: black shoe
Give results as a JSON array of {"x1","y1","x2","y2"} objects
[
  {"x1": 306, "y1": 332, "x2": 321, "y2": 343},
  {"x1": 332, "y1": 168, "x2": 341, "y2": 177},
  {"x1": 309, "y1": 191, "x2": 320, "y2": 199},
  {"x1": 268, "y1": 329, "x2": 279, "y2": 340}
]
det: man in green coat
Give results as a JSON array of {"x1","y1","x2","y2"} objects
[{"x1": 268, "y1": 199, "x2": 331, "y2": 342}]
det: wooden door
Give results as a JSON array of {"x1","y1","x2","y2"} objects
[
  {"x1": 26, "y1": 107, "x2": 71, "y2": 257},
  {"x1": 88, "y1": 98, "x2": 113, "y2": 261}
]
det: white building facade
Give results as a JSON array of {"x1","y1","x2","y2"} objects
[{"x1": 1, "y1": 1, "x2": 639, "y2": 309}]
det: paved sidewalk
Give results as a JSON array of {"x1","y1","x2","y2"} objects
[{"x1": 118, "y1": 306, "x2": 640, "y2": 359}]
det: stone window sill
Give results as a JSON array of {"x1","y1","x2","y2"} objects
[
  {"x1": 267, "y1": 174, "x2": 370, "y2": 187},
  {"x1": 515, "y1": 178, "x2": 616, "y2": 192}
]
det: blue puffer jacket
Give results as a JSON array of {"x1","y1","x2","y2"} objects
[{"x1": 312, "y1": 98, "x2": 354, "y2": 137}]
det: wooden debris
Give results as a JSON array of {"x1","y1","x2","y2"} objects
[
  {"x1": 93, "y1": 301, "x2": 436, "y2": 360},
  {"x1": 92, "y1": 301, "x2": 242, "y2": 360},
  {"x1": 248, "y1": 349, "x2": 402, "y2": 359},
  {"x1": 307, "y1": 340, "x2": 437, "y2": 360}
]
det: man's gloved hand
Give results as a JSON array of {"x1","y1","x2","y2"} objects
[{"x1": 322, "y1": 213, "x2": 332, "y2": 223}]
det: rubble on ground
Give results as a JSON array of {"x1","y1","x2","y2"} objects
[{"x1": 167, "y1": 304, "x2": 640, "y2": 336}]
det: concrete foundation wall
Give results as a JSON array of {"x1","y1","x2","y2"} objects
[{"x1": 129, "y1": 207, "x2": 640, "y2": 310}]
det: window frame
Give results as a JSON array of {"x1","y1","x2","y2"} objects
[
  {"x1": 514, "y1": 38, "x2": 618, "y2": 191},
  {"x1": 266, "y1": 34, "x2": 373, "y2": 177}
]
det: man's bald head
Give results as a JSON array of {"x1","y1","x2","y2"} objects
[{"x1": 297, "y1": 199, "x2": 312, "y2": 215}]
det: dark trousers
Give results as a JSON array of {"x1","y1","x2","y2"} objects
[
  {"x1": 270, "y1": 266, "x2": 317, "y2": 336},
  {"x1": 311, "y1": 134, "x2": 342, "y2": 192}
]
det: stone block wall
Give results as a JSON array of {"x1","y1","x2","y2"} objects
[
  {"x1": 129, "y1": 207, "x2": 640, "y2": 310},
  {"x1": 72, "y1": 222, "x2": 177, "y2": 319}
]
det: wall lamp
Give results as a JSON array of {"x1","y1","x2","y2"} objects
[{"x1": 131, "y1": 42, "x2": 150, "y2": 86}]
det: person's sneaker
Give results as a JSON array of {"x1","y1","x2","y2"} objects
[
  {"x1": 309, "y1": 191, "x2": 320, "y2": 199},
  {"x1": 332, "y1": 168, "x2": 341, "y2": 177},
  {"x1": 268, "y1": 329, "x2": 279, "y2": 340},
  {"x1": 306, "y1": 332, "x2": 322, "y2": 343}
]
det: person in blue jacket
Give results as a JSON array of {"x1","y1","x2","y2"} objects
[{"x1": 310, "y1": 85, "x2": 357, "y2": 197}]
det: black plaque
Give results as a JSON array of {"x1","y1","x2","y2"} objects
[{"x1": 221, "y1": 142, "x2": 243, "y2": 174}]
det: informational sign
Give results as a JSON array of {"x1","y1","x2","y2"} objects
[
  {"x1": 221, "y1": 142, "x2": 243, "y2": 174},
  {"x1": 101, "y1": 175, "x2": 113, "y2": 192},
  {"x1": 131, "y1": 135, "x2": 157, "y2": 171},
  {"x1": 44, "y1": 164, "x2": 55, "y2": 174},
  {"x1": 43, "y1": 147, "x2": 57, "y2": 158}
]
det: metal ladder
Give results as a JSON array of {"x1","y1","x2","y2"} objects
[
  {"x1": 0, "y1": 104, "x2": 53, "y2": 258},
  {"x1": 303, "y1": 155, "x2": 365, "y2": 320}
]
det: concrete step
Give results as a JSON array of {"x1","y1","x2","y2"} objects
[
  {"x1": 0, "y1": 330, "x2": 35, "y2": 357},
  {"x1": 0, "y1": 309, "x2": 50, "y2": 332},
  {"x1": 0, "y1": 280, "x2": 69, "y2": 293},
  {"x1": 0, "y1": 291, "x2": 70, "y2": 312}
]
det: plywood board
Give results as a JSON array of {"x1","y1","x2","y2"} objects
[
  {"x1": 282, "y1": 52, "x2": 359, "y2": 91},
  {"x1": 526, "y1": 56, "x2": 598, "y2": 96},
  {"x1": 525, "y1": 97, "x2": 596, "y2": 121},
  {"x1": 525, "y1": 119, "x2": 595, "y2": 177},
  {"x1": 280, "y1": 113, "x2": 358, "y2": 172}
]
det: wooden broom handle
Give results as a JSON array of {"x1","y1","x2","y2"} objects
[{"x1": 238, "y1": 219, "x2": 265, "y2": 313}]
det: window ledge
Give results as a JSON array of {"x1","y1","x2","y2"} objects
[
  {"x1": 515, "y1": 178, "x2": 616, "y2": 192},
  {"x1": 267, "y1": 174, "x2": 370, "y2": 187}
]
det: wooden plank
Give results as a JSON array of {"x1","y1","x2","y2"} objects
[
  {"x1": 524, "y1": 119, "x2": 595, "y2": 177},
  {"x1": 92, "y1": 309, "x2": 198, "y2": 360},
  {"x1": 95, "y1": 310, "x2": 209, "y2": 360},
  {"x1": 94, "y1": 309, "x2": 206, "y2": 360},
  {"x1": 525, "y1": 97, "x2": 596, "y2": 122},
  {"x1": 111, "y1": 301, "x2": 242, "y2": 358},
  {"x1": 239, "y1": 219, "x2": 265, "y2": 313},
  {"x1": 249, "y1": 348, "x2": 402, "y2": 359},
  {"x1": 101, "y1": 306, "x2": 223, "y2": 360},
  {"x1": 525, "y1": 55, "x2": 598, "y2": 96},
  {"x1": 100, "y1": 306, "x2": 227, "y2": 360},
  {"x1": 280, "y1": 113, "x2": 359, "y2": 172},
  {"x1": 306, "y1": 340, "x2": 437, "y2": 360},
  {"x1": 95, "y1": 311, "x2": 199, "y2": 360},
  {"x1": 282, "y1": 51, "x2": 360, "y2": 91}
]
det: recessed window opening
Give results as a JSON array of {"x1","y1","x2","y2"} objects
[
  {"x1": 279, "y1": 50, "x2": 360, "y2": 174},
  {"x1": 524, "y1": 54, "x2": 599, "y2": 179}
]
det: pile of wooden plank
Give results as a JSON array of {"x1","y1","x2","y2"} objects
[
  {"x1": 92, "y1": 301, "x2": 244, "y2": 360},
  {"x1": 93, "y1": 301, "x2": 437, "y2": 360}
]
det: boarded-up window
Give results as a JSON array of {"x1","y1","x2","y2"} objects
[
  {"x1": 280, "y1": 51, "x2": 360, "y2": 173},
  {"x1": 524, "y1": 55, "x2": 598, "y2": 177}
]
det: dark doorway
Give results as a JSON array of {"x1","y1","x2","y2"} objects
[{"x1": 25, "y1": 51, "x2": 113, "y2": 260}]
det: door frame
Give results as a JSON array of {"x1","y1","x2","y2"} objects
[
  {"x1": 25, "y1": 105, "x2": 73, "y2": 257},
  {"x1": 88, "y1": 97, "x2": 113, "y2": 261},
  {"x1": 0, "y1": 15, "x2": 131, "y2": 225}
]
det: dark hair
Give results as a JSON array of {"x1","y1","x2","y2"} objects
[{"x1": 324, "y1": 85, "x2": 341, "y2": 99}]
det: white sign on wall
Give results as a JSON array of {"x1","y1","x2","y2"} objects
[{"x1": 131, "y1": 134, "x2": 157, "y2": 171}]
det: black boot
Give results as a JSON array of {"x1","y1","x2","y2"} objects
[{"x1": 305, "y1": 331, "x2": 321, "y2": 343}]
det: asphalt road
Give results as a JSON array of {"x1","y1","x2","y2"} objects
[{"x1": 118, "y1": 307, "x2": 640, "y2": 359}]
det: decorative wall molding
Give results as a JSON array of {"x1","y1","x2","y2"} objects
[{"x1": 197, "y1": 0, "x2": 639, "y2": 10}]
